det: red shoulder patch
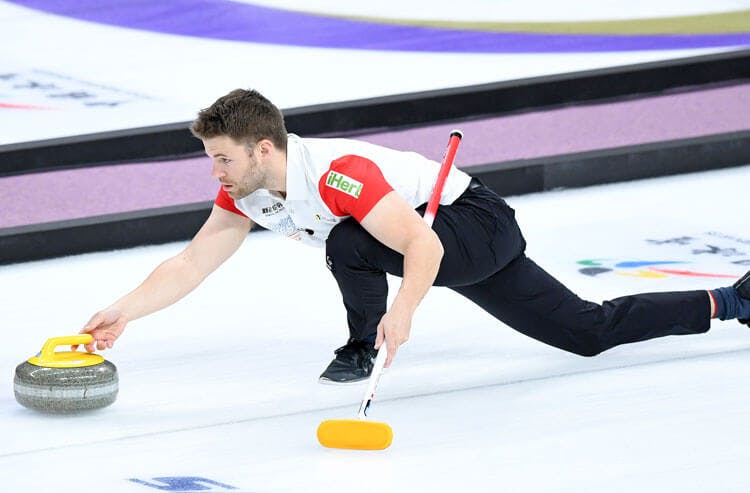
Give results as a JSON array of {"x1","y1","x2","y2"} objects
[{"x1": 318, "y1": 155, "x2": 393, "y2": 221}]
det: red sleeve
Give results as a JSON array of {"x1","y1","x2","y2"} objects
[
  {"x1": 318, "y1": 155, "x2": 394, "y2": 221},
  {"x1": 214, "y1": 188, "x2": 248, "y2": 217}
]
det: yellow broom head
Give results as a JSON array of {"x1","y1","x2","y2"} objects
[{"x1": 317, "y1": 419, "x2": 393, "y2": 450}]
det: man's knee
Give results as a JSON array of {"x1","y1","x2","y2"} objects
[
  {"x1": 569, "y1": 338, "x2": 605, "y2": 357},
  {"x1": 565, "y1": 312, "x2": 619, "y2": 357},
  {"x1": 560, "y1": 315, "x2": 609, "y2": 357}
]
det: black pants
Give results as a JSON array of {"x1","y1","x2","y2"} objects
[{"x1": 325, "y1": 180, "x2": 711, "y2": 356}]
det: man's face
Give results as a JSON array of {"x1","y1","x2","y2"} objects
[{"x1": 204, "y1": 135, "x2": 265, "y2": 199}]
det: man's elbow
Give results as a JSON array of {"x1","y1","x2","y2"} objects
[
  {"x1": 401, "y1": 225, "x2": 443, "y2": 267},
  {"x1": 427, "y1": 229, "x2": 444, "y2": 265},
  {"x1": 435, "y1": 231, "x2": 445, "y2": 258}
]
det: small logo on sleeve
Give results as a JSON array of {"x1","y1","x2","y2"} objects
[{"x1": 325, "y1": 171, "x2": 363, "y2": 198}]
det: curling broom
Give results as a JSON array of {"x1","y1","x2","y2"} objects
[{"x1": 317, "y1": 129, "x2": 464, "y2": 450}]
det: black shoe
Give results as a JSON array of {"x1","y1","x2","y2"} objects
[
  {"x1": 736, "y1": 270, "x2": 750, "y2": 327},
  {"x1": 319, "y1": 338, "x2": 377, "y2": 384}
]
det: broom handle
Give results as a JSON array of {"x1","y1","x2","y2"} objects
[
  {"x1": 357, "y1": 129, "x2": 463, "y2": 419},
  {"x1": 423, "y1": 130, "x2": 463, "y2": 226}
]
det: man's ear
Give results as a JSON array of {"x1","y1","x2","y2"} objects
[{"x1": 257, "y1": 139, "x2": 275, "y2": 157}]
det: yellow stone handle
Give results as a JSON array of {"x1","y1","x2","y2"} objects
[
  {"x1": 27, "y1": 334, "x2": 104, "y2": 368},
  {"x1": 39, "y1": 334, "x2": 93, "y2": 359}
]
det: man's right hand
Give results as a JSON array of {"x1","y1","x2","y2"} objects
[{"x1": 74, "y1": 309, "x2": 128, "y2": 352}]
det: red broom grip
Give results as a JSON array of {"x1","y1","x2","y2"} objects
[{"x1": 423, "y1": 130, "x2": 463, "y2": 227}]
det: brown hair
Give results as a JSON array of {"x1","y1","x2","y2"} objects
[{"x1": 190, "y1": 89, "x2": 287, "y2": 150}]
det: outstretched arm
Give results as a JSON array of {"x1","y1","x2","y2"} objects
[{"x1": 77, "y1": 205, "x2": 253, "y2": 352}]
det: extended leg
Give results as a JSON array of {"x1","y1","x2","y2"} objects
[{"x1": 452, "y1": 254, "x2": 712, "y2": 356}]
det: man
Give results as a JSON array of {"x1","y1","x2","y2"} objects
[{"x1": 78, "y1": 88, "x2": 750, "y2": 384}]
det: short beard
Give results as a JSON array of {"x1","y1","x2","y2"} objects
[{"x1": 231, "y1": 155, "x2": 265, "y2": 198}]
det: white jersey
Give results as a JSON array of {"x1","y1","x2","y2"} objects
[{"x1": 215, "y1": 134, "x2": 471, "y2": 247}]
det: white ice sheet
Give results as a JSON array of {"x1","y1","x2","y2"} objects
[{"x1": 1, "y1": 165, "x2": 749, "y2": 492}]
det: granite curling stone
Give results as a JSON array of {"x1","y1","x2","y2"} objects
[{"x1": 14, "y1": 334, "x2": 118, "y2": 413}]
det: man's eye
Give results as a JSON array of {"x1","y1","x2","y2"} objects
[{"x1": 222, "y1": 158, "x2": 231, "y2": 164}]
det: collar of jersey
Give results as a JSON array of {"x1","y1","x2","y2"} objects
[{"x1": 283, "y1": 133, "x2": 307, "y2": 203}]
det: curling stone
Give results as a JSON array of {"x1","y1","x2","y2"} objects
[{"x1": 14, "y1": 334, "x2": 118, "y2": 413}]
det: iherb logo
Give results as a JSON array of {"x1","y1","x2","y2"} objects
[{"x1": 325, "y1": 171, "x2": 363, "y2": 198}]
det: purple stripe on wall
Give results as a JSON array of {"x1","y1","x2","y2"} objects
[
  {"x1": 358, "y1": 84, "x2": 750, "y2": 164},
  {"x1": 1, "y1": 159, "x2": 216, "y2": 229},
  {"x1": 1, "y1": 84, "x2": 748, "y2": 229}
]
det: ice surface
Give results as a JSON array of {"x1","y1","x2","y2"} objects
[{"x1": 1, "y1": 165, "x2": 749, "y2": 492}]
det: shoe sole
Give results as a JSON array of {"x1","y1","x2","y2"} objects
[{"x1": 318, "y1": 376, "x2": 369, "y2": 385}]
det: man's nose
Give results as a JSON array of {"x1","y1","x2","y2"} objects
[{"x1": 211, "y1": 161, "x2": 225, "y2": 179}]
